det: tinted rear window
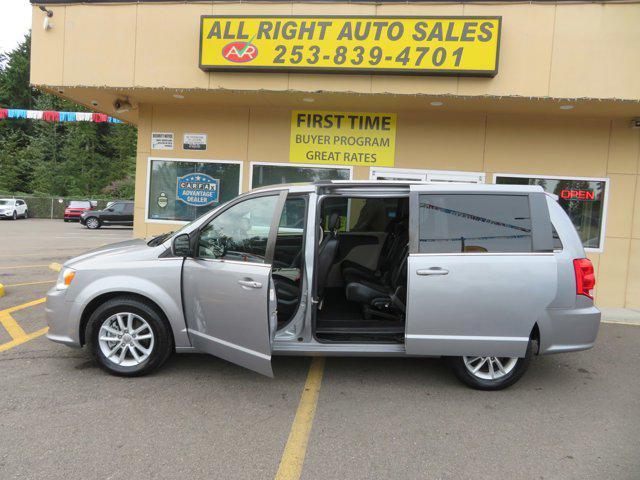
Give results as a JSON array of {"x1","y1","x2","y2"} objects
[{"x1": 418, "y1": 194, "x2": 533, "y2": 253}]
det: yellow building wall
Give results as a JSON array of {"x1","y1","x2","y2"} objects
[
  {"x1": 133, "y1": 105, "x2": 640, "y2": 309},
  {"x1": 31, "y1": 2, "x2": 640, "y2": 101}
]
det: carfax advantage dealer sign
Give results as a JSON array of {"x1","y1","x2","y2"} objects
[{"x1": 200, "y1": 16, "x2": 501, "y2": 76}]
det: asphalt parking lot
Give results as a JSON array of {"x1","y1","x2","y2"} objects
[{"x1": 0, "y1": 219, "x2": 639, "y2": 480}]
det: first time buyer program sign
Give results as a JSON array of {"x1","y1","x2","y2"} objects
[
  {"x1": 290, "y1": 111, "x2": 397, "y2": 167},
  {"x1": 200, "y1": 16, "x2": 501, "y2": 76}
]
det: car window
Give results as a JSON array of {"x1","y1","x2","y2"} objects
[
  {"x1": 0, "y1": 200, "x2": 14, "y2": 205},
  {"x1": 110, "y1": 203, "x2": 126, "y2": 213},
  {"x1": 124, "y1": 203, "x2": 134, "y2": 214},
  {"x1": 321, "y1": 197, "x2": 401, "y2": 232},
  {"x1": 197, "y1": 195, "x2": 280, "y2": 263},
  {"x1": 273, "y1": 196, "x2": 306, "y2": 268},
  {"x1": 418, "y1": 194, "x2": 533, "y2": 254}
]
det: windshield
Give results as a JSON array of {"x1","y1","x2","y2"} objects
[
  {"x1": 0, "y1": 200, "x2": 14, "y2": 206},
  {"x1": 69, "y1": 201, "x2": 90, "y2": 208}
]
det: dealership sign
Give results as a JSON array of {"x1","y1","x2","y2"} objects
[
  {"x1": 290, "y1": 111, "x2": 396, "y2": 167},
  {"x1": 200, "y1": 16, "x2": 501, "y2": 76},
  {"x1": 176, "y1": 173, "x2": 220, "y2": 206}
]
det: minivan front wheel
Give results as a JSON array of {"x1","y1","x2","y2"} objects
[
  {"x1": 86, "y1": 296, "x2": 173, "y2": 376},
  {"x1": 448, "y1": 341, "x2": 533, "y2": 390}
]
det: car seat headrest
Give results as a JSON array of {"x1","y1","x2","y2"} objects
[{"x1": 328, "y1": 212, "x2": 340, "y2": 232}]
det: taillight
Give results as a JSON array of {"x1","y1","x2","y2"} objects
[{"x1": 573, "y1": 258, "x2": 595, "y2": 299}]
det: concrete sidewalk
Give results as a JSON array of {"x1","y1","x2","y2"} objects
[{"x1": 600, "y1": 307, "x2": 640, "y2": 325}]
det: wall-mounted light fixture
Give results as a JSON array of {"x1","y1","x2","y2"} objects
[
  {"x1": 39, "y1": 6, "x2": 54, "y2": 30},
  {"x1": 113, "y1": 98, "x2": 134, "y2": 114}
]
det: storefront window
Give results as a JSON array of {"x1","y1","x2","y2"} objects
[
  {"x1": 148, "y1": 158, "x2": 241, "y2": 222},
  {"x1": 495, "y1": 175, "x2": 608, "y2": 250},
  {"x1": 251, "y1": 163, "x2": 351, "y2": 188}
]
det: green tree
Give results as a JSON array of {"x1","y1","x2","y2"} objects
[{"x1": 0, "y1": 33, "x2": 137, "y2": 199}]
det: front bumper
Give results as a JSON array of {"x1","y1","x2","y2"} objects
[
  {"x1": 45, "y1": 287, "x2": 82, "y2": 348},
  {"x1": 0, "y1": 211, "x2": 14, "y2": 217}
]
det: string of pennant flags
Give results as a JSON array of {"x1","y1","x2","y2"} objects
[{"x1": 0, "y1": 108, "x2": 123, "y2": 124}]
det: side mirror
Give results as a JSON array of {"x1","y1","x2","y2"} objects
[{"x1": 172, "y1": 233, "x2": 192, "y2": 257}]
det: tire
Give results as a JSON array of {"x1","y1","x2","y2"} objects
[
  {"x1": 12, "y1": 211, "x2": 17, "y2": 220},
  {"x1": 64, "y1": 219, "x2": 69, "y2": 222},
  {"x1": 86, "y1": 296, "x2": 173, "y2": 377},
  {"x1": 448, "y1": 340, "x2": 534, "y2": 391},
  {"x1": 85, "y1": 217, "x2": 101, "y2": 229},
  {"x1": 23, "y1": 210, "x2": 28, "y2": 219}
]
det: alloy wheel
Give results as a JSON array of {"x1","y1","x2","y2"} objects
[
  {"x1": 98, "y1": 312, "x2": 155, "y2": 367},
  {"x1": 86, "y1": 217, "x2": 99, "y2": 229},
  {"x1": 462, "y1": 356, "x2": 518, "y2": 380}
]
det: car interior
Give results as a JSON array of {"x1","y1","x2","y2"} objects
[
  {"x1": 270, "y1": 193, "x2": 410, "y2": 343},
  {"x1": 312, "y1": 195, "x2": 409, "y2": 343}
]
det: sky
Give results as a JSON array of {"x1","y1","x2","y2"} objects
[{"x1": 0, "y1": 0, "x2": 32, "y2": 54}]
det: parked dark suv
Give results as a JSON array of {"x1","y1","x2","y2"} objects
[{"x1": 80, "y1": 201, "x2": 134, "y2": 229}]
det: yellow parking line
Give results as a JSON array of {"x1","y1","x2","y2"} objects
[
  {"x1": 0, "y1": 264, "x2": 51, "y2": 270},
  {"x1": 0, "y1": 327, "x2": 48, "y2": 353},
  {"x1": 275, "y1": 357, "x2": 326, "y2": 480},
  {"x1": 1, "y1": 297, "x2": 47, "y2": 315},
  {"x1": 0, "y1": 297, "x2": 48, "y2": 353},
  {"x1": 5, "y1": 280, "x2": 55, "y2": 288},
  {"x1": 0, "y1": 312, "x2": 28, "y2": 339}
]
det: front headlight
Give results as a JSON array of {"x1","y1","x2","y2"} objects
[{"x1": 56, "y1": 268, "x2": 76, "y2": 290}]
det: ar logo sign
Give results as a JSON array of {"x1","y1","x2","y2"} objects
[{"x1": 222, "y1": 40, "x2": 258, "y2": 63}]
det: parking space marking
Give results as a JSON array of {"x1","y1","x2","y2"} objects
[
  {"x1": 0, "y1": 328, "x2": 48, "y2": 353},
  {"x1": 5, "y1": 280, "x2": 55, "y2": 288},
  {"x1": 275, "y1": 357, "x2": 325, "y2": 480},
  {"x1": 0, "y1": 298, "x2": 48, "y2": 353},
  {"x1": 0, "y1": 264, "x2": 52, "y2": 270}
]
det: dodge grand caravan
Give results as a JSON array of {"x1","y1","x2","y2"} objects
[{"x1": 45, "y1": 181, "x2": 600, "y2": 390}]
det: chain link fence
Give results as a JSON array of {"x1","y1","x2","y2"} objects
[{"x1": 0, "y1": 193, "x2": 129, "y2": 219}]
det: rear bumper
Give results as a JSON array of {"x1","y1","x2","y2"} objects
[
  {"x1": 45, "y1": 287, "x2": 82, "y2": 348},
  {"x1": 540, "y1": 306, "x2": 601, "y2": 354}
]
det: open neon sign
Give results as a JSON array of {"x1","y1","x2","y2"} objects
[{"x1": 560, "y1": 189, "x2": 595, "y2": 201}]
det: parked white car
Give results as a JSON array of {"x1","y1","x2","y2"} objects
[{"x1": 0, "y1": 198, "x2": 28, "y2": 220}]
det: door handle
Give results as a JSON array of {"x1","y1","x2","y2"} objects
[
  {"x1": 416, "y1": 267, "x2": 449, "y2": 276},
  {"x1": 238, "y1": 279, "x2": 263, "y2": 289}
]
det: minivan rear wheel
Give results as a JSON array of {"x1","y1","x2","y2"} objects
[
  {"x1": 86, "y1": 296, "x2": 173, "y2": 376},
  {"x1": 448, "y1": 340, "x2": 534, "y2": 390}
]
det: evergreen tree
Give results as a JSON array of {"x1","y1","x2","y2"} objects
[{"x1": 0, "y1": 33, "x2": 137, "y2": 199}]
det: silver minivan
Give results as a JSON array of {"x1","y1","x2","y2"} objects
[{"x1": 46, "y1": 181, "x2": 600, "y2": 390}]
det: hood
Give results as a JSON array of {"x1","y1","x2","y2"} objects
[{"x1": 64, "y1": 238, "x2": 156, "y2": 268}]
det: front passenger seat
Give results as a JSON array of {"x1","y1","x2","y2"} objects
[{"x1": 316, "y1": 213, "x2": 340, "y2": 300}]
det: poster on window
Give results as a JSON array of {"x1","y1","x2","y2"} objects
[
  {"x1": 147, "y1": 158, "x2": 240, "y2": 222},
  {"x1": 176, "y1": 173, "x2": 220, "y2": 206}
]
